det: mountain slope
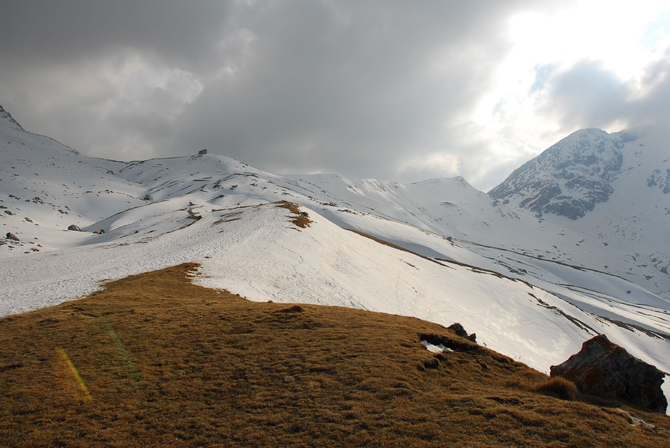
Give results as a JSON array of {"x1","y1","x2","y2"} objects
[
  {"x1": 487, "y1": 127, "x2": 670, "y2": 300},
  {"x1": 489, "y1": 128, "x2": 630, "y2": 219},
  {"x1": 1, "y1": 105, "x2": 669, "y2": 405},
  {"x1": 3, "y1": 264, "x2": 669, "y2": 447}
]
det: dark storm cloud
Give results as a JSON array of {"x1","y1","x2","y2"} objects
[
  {"x1": 0, "y1": 1, "x2": 232, "y2": 71},
  {"x1": 172, "y1": 0, "x2": 548, "y2": 179},
  {"x1": 9, "y1": 0, "x2": 645, "y2": 189}
]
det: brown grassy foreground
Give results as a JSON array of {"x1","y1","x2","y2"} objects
[{"x1": 0, "y1": 264, "x2": 668, "y2": 447}]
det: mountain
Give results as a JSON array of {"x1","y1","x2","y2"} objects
[
  {"x1": 487, "y1": 127, "x2": 670, "y2": 300},
  {"x1": 489, "y1": 128, "x2": 631, "y2": 219},
  {"x1": 1, "y1": 105, "x2": 669, "y2": 407}
]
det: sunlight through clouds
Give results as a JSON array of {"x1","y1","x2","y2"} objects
[{"x1": 465, "y1": 1, "x2": 670, "y2": 189}]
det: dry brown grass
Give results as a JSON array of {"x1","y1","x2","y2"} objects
[
  {"x1": 535, "y1": 377, "x2": 579, "y2": 401},
  {"x1": 275, "y1": 201, "x2": 312, "y2": 228},
  {"x1": 1, "y1": 264, "x2": 668, "y2": 447}
]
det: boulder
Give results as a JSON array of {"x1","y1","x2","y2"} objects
[
  {"x1": 550, "y1": 335, "x2": 667, "y2": 413},
  {"x1": 447, "y1": 323, "x2": 476, "y2": 343},
  {"x1": 5, "y1": 232, "x2": 19, "y2": 242},
  {"x1": 67, "y1": 224, "x2": 82, "y2": 231}
]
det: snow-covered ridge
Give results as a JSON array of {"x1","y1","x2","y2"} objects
[{"x1": 0, "y1": 104, "x2": 25, "y2": 131}]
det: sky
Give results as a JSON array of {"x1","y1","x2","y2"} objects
[{"x1": 1, "y1": 1, "x2": 670, "y2": 191}]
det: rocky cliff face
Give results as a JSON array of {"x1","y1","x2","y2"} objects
[
  {"x1": 489, "y1": 129, "x2": 634, "y2": 219},
  {"x1": 647, "y1": 168, "x2": 670, "y2": 194}
]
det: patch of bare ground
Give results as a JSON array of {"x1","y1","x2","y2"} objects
[
  {"x1": 276, "y1": 200, "x2": 312, "y2": 228},
  {"x1": 214, "y1": 210, "x2": 243, "y2": 225},
  {"x1": 0, "y1": 264, "x2": 668, "y2": 447}
]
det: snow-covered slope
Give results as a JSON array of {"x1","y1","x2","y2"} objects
[
  {"x1": 3, "y1": 196, "x2": 669, "y2": 379},
  {"x1": 1, "y1": 105, "x2": 669, "y2": 404},
  {"x1": 488, "y1": 128, "x2": 670, "y2": 300},
  {"x1": 0, "y1": 108, "x2": 146, "y2": 254}
]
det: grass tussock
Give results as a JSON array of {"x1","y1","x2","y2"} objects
[
  {"x1": 0, "y1": 263, "x2": 668, "y2": 447},
  {"x1": 535, "y1": 377, "x2": 579, "y2": 401},
  {"x1": 275, "y1": 200, "x2": 312, "y2": 228}
]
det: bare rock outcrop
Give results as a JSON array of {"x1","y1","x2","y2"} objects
[
  {"x1": 67, "y1": 225, "x2": 82, "y2": 231},
  {"x1": 5, "y1": 232, "x2": 20, "y2": 242},
  {"x1": 550, "y1": 335, "x2": 667, "y2": 413},
  {"x1": 447, "y1": 323, "x2": 476, "y2": 343}
]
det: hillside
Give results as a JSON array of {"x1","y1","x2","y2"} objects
[
  {"x1": 1, "y1": 264, "x2": 668, "y2": 447},
  {"x1": 1, "y1": 104, "x2": 670, "y2": 412}
]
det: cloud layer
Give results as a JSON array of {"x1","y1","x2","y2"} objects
[{"x1": 1, "y1": 1, "x2": 669, "y2": 190}]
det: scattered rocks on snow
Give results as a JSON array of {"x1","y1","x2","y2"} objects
[
  {"x1": 67, "y1": 224, "x2": 82, "y2": 231},
  {"x1": 550, "y1": 335, "x2": 667, "y2": 413},
  {"x1": 447, "y1": 323, "x2": 477, "y2": 343},
  {"x1": 5, "y1": 232, "x2": 20, "y2": 242}
]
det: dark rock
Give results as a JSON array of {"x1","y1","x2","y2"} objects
[
  {"x1": 6, "y1": 232, "x2": 19, "y2": 242},
  {"x1": 67, "y1": 225, "x2": 82, "y2": 231},
  {"x1": 4, "y1": 210, "x2": 13, "y2": 215},
  {"x1": 550, "y1": 335, "x2": 667, "y2": 413},
  {"x1": 447, "y1": 323, "x2": 477, "y2": 343},
  {"x1": 300, "y1": 211, "x2": 309, "y2": 217}
]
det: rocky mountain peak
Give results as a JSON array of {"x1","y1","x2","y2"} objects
[{"x1": 489, "y1": 128, "x2": 634, "y2": 219}]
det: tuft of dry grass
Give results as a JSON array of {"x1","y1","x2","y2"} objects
[
  {"x1": 0, "y1": 263, "x2": 668, "y2": 447},
  {"x1": 275, "y1": 201, "x2": 312, "y2": 228},
  {"x1": 535, "y1": 377, "x2": 579, "y2": 401}
]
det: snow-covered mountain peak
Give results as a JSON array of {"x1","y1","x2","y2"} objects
[
  {"x1": 0, "y1": 104, "x2": 25, "y2": 131},
  {"x1": 489, "y1": 128, "x2": 635, "y2": 219}
]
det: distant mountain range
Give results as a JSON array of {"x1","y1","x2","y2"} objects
[{"x1": 1, "y1": 104, "x2": 669, "y2": 401}]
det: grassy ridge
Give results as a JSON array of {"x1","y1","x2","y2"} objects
[{"x1": 0, "y1": 264, "x2": 667, "y2": 447}]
